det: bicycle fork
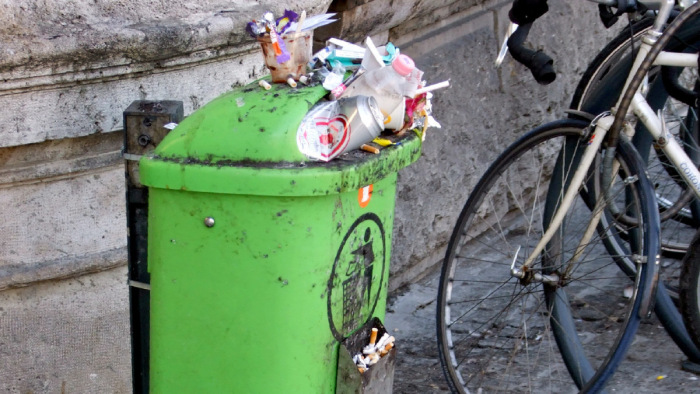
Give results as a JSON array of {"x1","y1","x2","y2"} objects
[
  {"x1": 512, "y1": 116, "x2": 611, "y2": 275},
  {"x1": 510, "y1": 115, "x2": 657, "y2": 318}
]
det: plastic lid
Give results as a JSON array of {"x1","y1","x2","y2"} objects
[{"x1": 391, "y1": 54, "x2": 414, "y2": 77}]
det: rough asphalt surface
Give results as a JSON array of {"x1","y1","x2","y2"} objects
[{"x1": 385, "y1": 267, "x2": 700, "y2": 393}]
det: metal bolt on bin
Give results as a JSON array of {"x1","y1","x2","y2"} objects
[{"x1": 136, "y1": 79, "x2": 421, "y2": 392}]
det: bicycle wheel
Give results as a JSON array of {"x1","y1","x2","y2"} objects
[
  {"x1": 680, "y1": 230, "x2": 700, "y2": 352},
  {"x1": 571, "y1": 14, "x2": 700, "y2": 256},
  {"x1": 571, "y1": 13, "x2": 700, "y2": 363},
  {"x1": 436, "y1": 119, "x2": 660, "y2": 392}
]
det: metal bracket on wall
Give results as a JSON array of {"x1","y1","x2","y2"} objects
[{"x1": 123, "y1": 100, "x2": 183, "y2": 394}]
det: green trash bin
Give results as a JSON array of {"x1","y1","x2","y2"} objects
[{"x1": 139, "y1": 79, "x2": 421, "y2": 393}]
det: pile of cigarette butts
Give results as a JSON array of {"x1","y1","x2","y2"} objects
[
  {"x1": 247, "y1": 10, "x2": 448, "y2": 162},
  {"x1": 353, "y1": 328, "x2": 395, "y2": 374}
]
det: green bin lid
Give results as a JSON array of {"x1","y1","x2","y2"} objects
[{"x1": 139, "y1": 79, "x2": 422, "y2": 196}]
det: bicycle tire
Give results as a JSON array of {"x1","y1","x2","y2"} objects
[
  {"x1": 680, "y1": 230, "x2": 700, "y2": 351},
  {"x1": 436, "y1": 118, "x2": 659, "y2": 392},
  {"x1": 571, "y1": 14, "x2": 700, "y2": 254},
  {"x1": 570, "y1": 13, "x2": 700, "y2": 363}
]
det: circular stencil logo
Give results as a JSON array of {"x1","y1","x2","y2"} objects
[{"x1": 327, "y1": 213, "x2": 386, "y2": 341}]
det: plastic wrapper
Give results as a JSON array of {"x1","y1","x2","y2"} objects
[{"x1": 275, "y1": 10, "x2": 299, "y2": 34}]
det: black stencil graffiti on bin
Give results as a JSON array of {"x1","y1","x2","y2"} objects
[{"x1": 328, "y1": 213, "x2": 386, "y2": 341}]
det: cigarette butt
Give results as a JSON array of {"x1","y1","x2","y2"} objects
[
  {"x1": 363, "y1": 345, "x2": 378, "y2": 354},
  {"x1": 299, "y1": 75, "x2": 309, "y2": 84},
  {"x1": 414, "y1": 80, "x2": 450, "y2": 96},
  {"x1": 361, "y1": 144, "x2": 380, "y2": 154},
  {"x1": 368, "y1": 352, "x2": 380, "y2": 365},
  {"x1": 380, "y1": 342, "x2": 394, "y2": 356},
  {"x1": 376, "y1": 333, "x2": 390, "y2": 348},
  {"x1": 358, "y1": 367, "x2": 366, "y2": 374},
  {"x1": 287, "y1": 77, "x2": 297, "y2": 88},
  {"x1": 259, "y1": 80, "x2": 271, "y2": 90},
  {"x1": 369, "y1": 328, "x2": 379, "y2": 345}
]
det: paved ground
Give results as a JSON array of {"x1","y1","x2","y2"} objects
[{"x1": 385, "y1": 266, "x2": 700, "y2": 393}]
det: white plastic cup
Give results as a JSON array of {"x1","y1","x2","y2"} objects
[{"x1": 340, "y1": 73, "x2": 404, "y2": 130}]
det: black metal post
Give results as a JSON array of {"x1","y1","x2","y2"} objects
[{"x1": 123, "y1": 100, "x2": 183, "y2": 394}]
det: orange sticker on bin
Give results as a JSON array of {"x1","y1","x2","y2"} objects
[{"x1": 358, "y1": 185, "x2": 373, "y2": 208}]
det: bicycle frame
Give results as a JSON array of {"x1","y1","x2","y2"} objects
[{"x1": 514, "y1": 0, "x2": 700, "y2": 317}]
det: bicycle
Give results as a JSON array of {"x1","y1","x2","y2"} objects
[
  {"x1": 569, "y1": 4, "x2": 700, "y2": 369},
  {"x1": 570, "y1": 10, "x2": 700, "y2": 259},
  {"x1": 436, "y1": 0, "x2": 700, "y2": 392}
]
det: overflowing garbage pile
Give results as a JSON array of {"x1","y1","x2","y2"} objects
[{"x1": 247, "y1": 10, "x2": 447, "y2": 162}]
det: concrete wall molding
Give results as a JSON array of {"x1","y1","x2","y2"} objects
[
  {"x1": 0, "y1": 0, "x2": 332, "y2": 149},
  {"x1": 0, "y1": 41, "x2": 260, "y2": 96},
  {"x1": 0, "y1": 247, "x2": 126, "y2": 292},
  {"x1": 1, "y1": 2, "x2": 332, "y2": 76},
  {"x1": 0, "y1": 147, "x2": 121, "y2": 189}
]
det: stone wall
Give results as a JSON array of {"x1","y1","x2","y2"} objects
[
  {"x1": 0, "y1": 0, "x2": 618, "y2": 390},
  {"x1": 385, "y1": 0, "x2": 620, "y2": 289}
]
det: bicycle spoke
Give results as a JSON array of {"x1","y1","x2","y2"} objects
[{"x1": 437, "y1": 121, "x2": 658, "y2": 393}]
